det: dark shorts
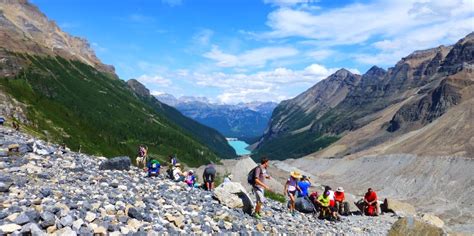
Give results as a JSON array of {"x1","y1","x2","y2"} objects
[
  {"x1": 287, "y1": 191, "x2": 297, "y2": 197},
  {"x1": 204, "y1": 173, "x2": 215, "y2": 183}
]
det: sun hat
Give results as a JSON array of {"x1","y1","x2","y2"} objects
[
  {"x1": 336, "y1": 187, "x2": 344, "y2": 192},
  {"x1": 228, "y1": 174, "x2": 233, "y2": 180},
  {"x1": 189, "y1": 170, "x2": 194, "y2": 174},
  {"x1": 290, "y1": 171, "x2": 302, "y2": 179},
  {"x1": 175, "y1": 163, "x2": 181, "y2": 167}
]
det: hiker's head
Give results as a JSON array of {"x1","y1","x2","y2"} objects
[
  {"x1": 261, "y1": 157, "x2": 269, "y2": 168},
  {"x1": 368, "y1": 188, "x2": 373, "y2": 193},
  {"x1": 324, "y1": 191, "x2": 330, "y2": 197},
  {"x1": 324, "y1": 186, "x2": 332, "y2": 192}
]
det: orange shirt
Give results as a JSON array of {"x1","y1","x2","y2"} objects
[{"x1": 334, "y1": 191, "x2": 345, "y2": 202}]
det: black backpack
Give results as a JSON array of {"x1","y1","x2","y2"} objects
[{"x1": 247, "y1": 166, "x2": 259, "y2": 186}]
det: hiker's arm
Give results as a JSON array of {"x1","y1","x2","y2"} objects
[
  {"x1": 283, "y1": 182, "x2": 288, "y2": 195},
  {"x1": 255, "y1": 178, "x2": 269, "y2": 190}
]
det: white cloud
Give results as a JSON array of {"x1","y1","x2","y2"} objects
[
  {"x1": 181, "y1": 63, "x2": 338, "y2": 103},
  {"x1": 306, "y1": 49, "x2": 335, "y2": 61},
  {"x1": 137, "y1": 74, "x2": 172, "y2": 87},
  {"x1": 193, "y1": 29, "x2": 214, "y2": 45},
  {"x1": 258, "y1": 0, "x2": 474, "y2": 65},
  {"x1": 162, "y1": 0, "x2": 183, "y2": 7},
  {"x1": 203, "y1": 46, "x2": 299, "y2": 67},
  {"x1": 150, "y1": 91, "x2": 166, "y2": 96}
]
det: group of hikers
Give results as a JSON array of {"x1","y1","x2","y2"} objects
[
  {"x1": 250, "y1": 158, "x2": 381, "y2": 220},
  {"x1": 135, "y1": 145, "x2": 221, "y2": 190},
  {"x1": 135, "y1": 146, "x2": 381, "y2": 221}
]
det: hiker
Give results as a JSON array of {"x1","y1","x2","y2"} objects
[
  {"x1": 298, "y1": 175, "x2": 311, "y2": 197},
  {"x1": 203, "y1": 163, "x2": 216, "y2": 191},
  {"x1": 285, "y1": 171, "x2": 302, "y2": 216},
  {"x1": 172, "y1": 163, "x2": 185, "y2": 182},
  {"x1": 363, "y1": 188, "x2": 380, "y2": 216},
  {"x1": 316, "y1": 191, "x2": 340, "y2": 221},
  {"x1": 325, "y1": 186, "x2": 336, "y2": 208},
  {"x1": 136, "y1": 145, "x2": 148, "y2": 169},
  {"x1": 250, "y1": 157, "x2": 271, "y2": 219},
  {"x1": 185, "y1": 170, "x2": 196, "y2": 187},
  {"x1": 147, "y1": 159, "x2": 161, "y2": 177},
  {"x1": 334, "y1": 187, "x2": 350, "y2": 215}
]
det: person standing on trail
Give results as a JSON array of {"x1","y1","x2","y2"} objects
[
  {"x1": 203, "y1": 163, "x2": 216, "y2": 191},
  {"x1": 298, "y1": 175, "x2": 311, "y2": 197},
  {"x1": 252, "y1": 158, "x2": 271, "y2": 219},
  {"x1": 285, "y1": 171, "x2": 302, "y2": 216}
]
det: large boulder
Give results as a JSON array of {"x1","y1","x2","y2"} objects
[
  {"x1": 421, "y1": 214, "x2": 445, "y2": 228},
  {"x1": 388, "y1": 217, "x2": 444, "y2": 236},
  {"x1": 99, "y1": 156, "x2": 131, "y2": 171},
  {"x1": 294, "y1": 197, "x2": 315, "y2": 213},
  {"x1": 214, "y1": 182, "x2": 254, "y2": 214},
  {"x1": 382, "y1": 198, "x2": 416, "y2": 216}
]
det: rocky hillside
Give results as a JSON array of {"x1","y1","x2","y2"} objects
[
  {"x1": 255, "y1": 33, "x2": 474, "y2": 160},
  {"x1": 1, "y1": 126, "x2": 438, "y2": 235},
  {"x1": 156, "y1": 94, "x2": 277, "y2": 140},
  {"x1": 0, "y1": 0, "x2": 236, "y2": 165}
]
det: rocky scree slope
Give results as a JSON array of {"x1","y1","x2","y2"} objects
[
  {"x1": 0, "y1": 126, "x2": 401, "y2": 235},
  {"x1": 256, "y1": 33, "x2": 474, "y2": 160}
]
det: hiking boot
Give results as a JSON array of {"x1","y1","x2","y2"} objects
[{"x1": 291, "y1": 211, "x2": 296, "y2": 216}]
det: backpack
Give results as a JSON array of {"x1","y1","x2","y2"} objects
[{"x1": 247, "y1": 166, "x2": 259, "y2": 186}]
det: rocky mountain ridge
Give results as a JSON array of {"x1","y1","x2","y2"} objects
[
  {"x1": 156, "y1": 93, "x2": 277, "y2": 140},
  {"x1": 0, "y1": 0, "x2": 115, "y2": 76},
  {"x1": 255, "y1": 32, "x2": 474, "y2": 160}
]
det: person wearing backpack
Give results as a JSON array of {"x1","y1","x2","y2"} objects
[
  {"x1": 147, "y1": 159, "x2": 161, "y2": 177},
  {"x1": 249, "y1": 157, "x2": 271, "y2": 219}
]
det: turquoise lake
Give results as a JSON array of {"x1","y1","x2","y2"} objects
[{"x1": 228, "y1": 140, "x2": 251, "y2": 156}]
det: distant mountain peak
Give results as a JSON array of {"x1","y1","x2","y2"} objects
[
  {"x1": 333, "y1": 68, "x2": 353, "y2": 77},
  {"x1": 363, "y1": 66, "x2": 387, "y2": 78}
]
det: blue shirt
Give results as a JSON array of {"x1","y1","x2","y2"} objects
[{"x1": 298, "y1": 180, "x2": 311, "y2": 196}]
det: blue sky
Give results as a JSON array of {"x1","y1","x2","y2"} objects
[{"x1": 33, "y1": 0, "x2": 473, "y2": 103}]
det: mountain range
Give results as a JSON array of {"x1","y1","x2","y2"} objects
[
  {"x1": 156, "y1": 94, "x2": 277, "y2": 141},
  {"x1": 0, "y1": 0, "x2": 236, "y2": 166},
  {"x1": 254, "y1": 32, "x2": 474, "y2": 160}
]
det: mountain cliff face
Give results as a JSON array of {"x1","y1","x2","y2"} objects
[
  {"x1": 0, "y1": 0, "x2": 236, "y2": 166},
  {"x1": 156, "y1": 94, "x2": 277, "y2": 140},
  {"x1": 255, "y1": 33, "x2": 474, "y2": 160},
  {"x1": 0, "y1": 0, "x2": 115, "y2": 76}
]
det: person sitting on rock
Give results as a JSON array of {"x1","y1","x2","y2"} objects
[
  {"x1": 285, "y1": 171, "x2": 302, "y2": 216},
  {"x1": 185, "y1": 170, "x2": 196, "y2": 187},
  {"x1": 363, "y1": 188, "x2": 380, "y2": 216},
  {"x1": 325, "y1": 186, "x2": 336, "y2": 209},
  {"x1": 147, "y1": 159, "x2": 160, "y2": 177},
  {"x1": 173, "y1": 163, "x2": 185, "y2": 182},
  {"x1": 316, "y1": 191, "x2": 340, "y2": 221},
  {"x1": 334, "y1": 187, "x2": 349, "y2": 215},
  {"x1": 203, "y1": 163, "x2": 216, "y2": 191},
  {"x1": 298, "y1": 175, "x2": 311, "y2": 197}
]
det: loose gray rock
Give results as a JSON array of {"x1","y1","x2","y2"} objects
[{"x1": 99, "y1": 156, "x2": 131, "y2": 171}]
